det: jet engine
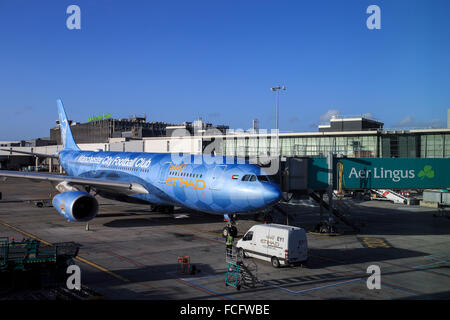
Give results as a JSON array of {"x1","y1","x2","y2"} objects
[{"x1": 52, "y1": 191, "x2": 98, "y2": 222}]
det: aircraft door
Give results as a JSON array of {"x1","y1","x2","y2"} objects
[
  {"x1": 209, "y1": 165, "x2": 226, "y2": 190},
  {"x1": 158, "y1": 162, "x2": 171, "y2": 184}
]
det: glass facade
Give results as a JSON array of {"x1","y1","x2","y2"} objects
[
  {"x1": 420, "y1": 133, "x2": 450, "y2": 158},
  {"x1": 215, "y1": 130, "x2": 450, "y2": 159}
]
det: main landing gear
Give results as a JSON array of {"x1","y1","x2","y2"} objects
[
  {"x1": 222, "y1": 214, "x2": 238, "y2": 238},
  {"x1": 150, "y1": 205, "x2": 174, "y2": 214}
]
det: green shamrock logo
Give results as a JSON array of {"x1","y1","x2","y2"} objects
[{"x1": 418, "y1": 165, "x2": 434, "y2": 179}]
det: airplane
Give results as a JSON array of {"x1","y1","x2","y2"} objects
[{"x1": 0, "y1": 99, "x2": 282, "y2": 235}]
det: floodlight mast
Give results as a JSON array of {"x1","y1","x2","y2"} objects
[{"x1": 270, "y1": 85, "x2": 286, "y2": 157}]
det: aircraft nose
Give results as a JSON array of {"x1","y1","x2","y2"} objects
[{"x1": 264, "y1": 183, "x2": 282, "y2": 205}]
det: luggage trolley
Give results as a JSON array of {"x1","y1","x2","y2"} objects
[
  {"x1": 225, "y1": 247, "x2": 243, "y2": 290},
  {"x1": 225, "y1": 247, "x2": 259, "y2": 290}
]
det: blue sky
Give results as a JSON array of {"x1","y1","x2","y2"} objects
[{"x1": 0, "y1": 0, "x2": 449, "y2": 140}]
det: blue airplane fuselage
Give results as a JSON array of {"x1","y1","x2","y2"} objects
[{"x1": 59, "y1": 150, "x2": 281, "y2": 215}]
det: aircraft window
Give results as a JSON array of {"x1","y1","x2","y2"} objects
[
  {"x1": 257, "y1": 175, "x2": 270, "y2": 182},
  {"x1": 242, "y1": 175, "x2": 250, "y2": 181},
  {"x1": 243, "y1": 231, "x2": 253, "y2": 241},
  {"x1": 249, "y1": 175, "x2": 257, "y2": 182}
]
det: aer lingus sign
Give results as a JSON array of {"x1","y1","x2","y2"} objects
[
  {"x1": 307, "y1": 158, "x2": 450, "y2": 189},
  {"x1": 337, "y1": 158, "x2": 450, "y2": 189}
]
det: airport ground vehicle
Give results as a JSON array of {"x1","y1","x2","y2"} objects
[{"x1": 236, "y1": 224, "x2": 308, "y2": 267}]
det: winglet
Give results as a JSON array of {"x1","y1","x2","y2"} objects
[{"x1": 57, "y1": 99, "x2": 80, "y2": 151}]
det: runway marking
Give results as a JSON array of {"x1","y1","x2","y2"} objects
[
  {"x1": 308, "y1": 251, "x2": 427, "y2": 297},
  {"x1": 358, "y1": 237, "x2": 391, "y2": 248},
  {"x1": 0, "y1": 219, "x2": 52, "y2": 246},
  {"x1": 382, "y1": 256, "x2": 450, "y2": 278},
  {"x1": 262, "y1": 277, "x2": 363, "y2": 295},
  {"x1": 0, "y1": 218, "x2": 131, "y2": 284},
  {"x1": 75, "y1": 255, "x2": 130, "y2": 283},
  {"x1": 175, "y1": 277, "x2": 234, "y2": 300}
]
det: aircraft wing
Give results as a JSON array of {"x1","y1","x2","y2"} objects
[
  {"x1": 0, "y1": 170, "x2": 148, "y2": 196},
  {"x1": 0, "y1": 148, "x2": 59, "y2": 159}
]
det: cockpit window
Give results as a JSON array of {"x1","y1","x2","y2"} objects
[
  {"x1": 257, "y1": 175, "x2": 270, "y2": 182},
  {"x1": 242, "y1": 174, "x2": 257, "y2": 182}
]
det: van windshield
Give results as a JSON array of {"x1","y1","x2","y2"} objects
[{"x1": 243, "y1": 231, "x2": 253, "y2": 241}]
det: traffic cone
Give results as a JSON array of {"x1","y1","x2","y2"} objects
[{"x1": 85, "y1": 223, "x2": 89, "y2": 231}]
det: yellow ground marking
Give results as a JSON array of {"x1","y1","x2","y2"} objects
[
  {"x1": 361, "y1": 237, "x2": 390, "y2": 248},
  {"x1": 75, "y1": 256, "x2": 130, "y2": 283}
]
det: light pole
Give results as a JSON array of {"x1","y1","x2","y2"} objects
[{"x1": 270, "y1": 85, "x2": 286, "y2": 156}]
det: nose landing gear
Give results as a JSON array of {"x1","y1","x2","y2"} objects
[{"x1": 223, "y1": 214, "x2": 238, "y2": 238}]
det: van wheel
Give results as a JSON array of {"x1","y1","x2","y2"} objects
[{"x1": 271, "y1": 257, "x2": 280, "y2": 268}]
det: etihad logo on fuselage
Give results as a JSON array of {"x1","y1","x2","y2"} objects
[
  {"x1": 166, "y1": 177, "x2": 206, "y2": 190},
  {"x1": 170, "y1": 164, "x2": 187, "y2": 172},
  {"x1": 349, "y1": 167, "x2": 415, "y2": 183},
  {"x1": 77, "y1": 155, "x2": 151, "y2": 168}
]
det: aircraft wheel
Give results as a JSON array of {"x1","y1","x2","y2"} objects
[{"x1": 223, "y1": 226, "x2": 230, "y2": 238}]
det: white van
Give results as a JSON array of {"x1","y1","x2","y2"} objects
[{"x1": 236, "y1": 224, "x2": 308, "y2": 268}]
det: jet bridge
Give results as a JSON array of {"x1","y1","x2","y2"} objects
[{"x1": 277, "y1": 155, "x2": 450, "y2": 233}]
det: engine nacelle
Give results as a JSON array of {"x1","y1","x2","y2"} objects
[{"x1": 53, "y1": 191, "x2": 98, "y2": 222}]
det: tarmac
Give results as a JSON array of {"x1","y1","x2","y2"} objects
[{"x1": 0, "y1": 178, "x2": 449, "y2": 300}]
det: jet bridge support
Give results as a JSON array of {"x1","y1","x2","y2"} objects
[
  {"x1": 277, "y1": 155, "x2": 450, "y2": 233},
  {"x1": 278, "y1": 154, "x2": 360, "y2": 233}
]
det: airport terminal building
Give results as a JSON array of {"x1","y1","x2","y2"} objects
[
  {"x1": 1, "y1": 115, "x2": 450, "y2": 171},
  {"x1": 217, "y1": 117, "x2": 450, "y2": 159}
]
